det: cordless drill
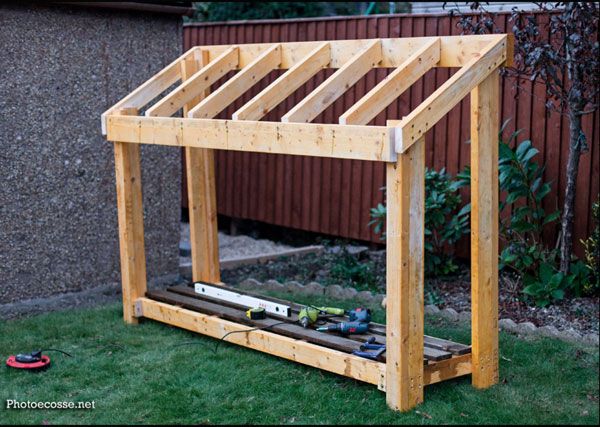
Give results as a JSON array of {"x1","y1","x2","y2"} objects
[
  {"x1": 298, "y1": 306, "x2": 345, "y2": 328},
  {"x1": 316, "y1": 321, "x2": 369, "y2": 335}
]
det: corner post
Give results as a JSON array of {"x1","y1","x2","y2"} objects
[
  {"x1": 113, "y1": 107, "x2": 147, "y2": 324},
  {"x1": 470, "y1": 71, "x2": 500, "y2": 388},
  {"x1": 183, "y1": 50, "x2": 221, "y2": 283},
  {"x1": 386, "y1": 121, "x2": 425, "y2": 411}
]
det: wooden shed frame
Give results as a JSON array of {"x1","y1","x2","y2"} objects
[{"x1": 102, "y1": 34, "x2": 511, "y2": 412}]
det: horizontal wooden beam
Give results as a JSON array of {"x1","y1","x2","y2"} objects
[
  {"x1": 146, "y1": 46, "x2": 239, "y2": 118},
  {"x1": 200, "y1": 35, "x2": 505, "y2": 69},
  {"x1": 424, "y1": 353, "x2": 472, "y2": 385},
  {"x1": 106, "y1": 116, "x2": 396, "y2": 162},
  {"x1": 340, "y1": 38, "x2": 440, "y2": 125},
  {"x1": 188, "y1": 44, "x2": 281, "y2": 119},
  {"x1": 397, "y1": 35, "x2": 509, "y2": 153},
  {"x1": 138, "y1": 297, "x2": 386, "y2": 388},
  {"x1": 282, "y1": 39, "x2": 382, "y2": 123},
  {"x1": 232, "y1": 42, "x2": 331, "y2": 121},
  {"x1": 101, "y1": 47, "x2": 200, "y2": 134}
]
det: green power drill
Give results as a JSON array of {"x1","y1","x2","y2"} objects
[{"x1": 298, "y1": 306, "x2": 345, "y2": 328}]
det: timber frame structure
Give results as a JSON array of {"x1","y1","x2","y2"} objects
[{"x1": 102, "y1": 34, "x2": 511, "y2": 412}]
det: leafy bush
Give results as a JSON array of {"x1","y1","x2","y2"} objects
[
  {"x1": 369, "y1": 168, "x2": 470, "y2": 277},
  {"x1": 328, "y1": 247, "x2": 378, "y2": 292},
  {"x1": 580, "y1": 199, "x2": 600, "y2": 295}
]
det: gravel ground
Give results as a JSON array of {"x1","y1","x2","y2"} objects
[{"x1": 180, "y1": 222, "x2": 293, "y2": 261}]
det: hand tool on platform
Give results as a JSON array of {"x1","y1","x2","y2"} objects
[
  {"x1": 298, "y1": 305, "x2": 345, "y2": 328},
  {"x1": 316, "y1": 321, "x2": 369, "y2": 335},
  {"x1": 352, "y1": 337, "x2": 386, "y2": 360},
  {"x1": 348, "y1": 307, "x2": 371, "y2": 323}
]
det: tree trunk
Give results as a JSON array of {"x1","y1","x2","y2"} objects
[{"x1": 559, "y1": 111, "x2": 584, "y2": 274}]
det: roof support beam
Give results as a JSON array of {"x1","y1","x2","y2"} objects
[
  {"x1": 232, "y1": 42, "x2": 330, "y2": 121},
  {"x1": 340, "y1": 38, "x2": 440, "y2": 125},
  {"x1": 101, "y1": 47, "x2": 199, "y2": 134},
  {"x1": 281, "y1": 39, "x2": 382, "y2": 123},
  {"x1": 146, "y1": 46, "x2": 239, "y2": 118},
  {"x1": 396, "y1": 35, "x2": 509, "y2": 153},
  {"x1": 188, "y1": 44, "x2": 282, "y2": 119}
]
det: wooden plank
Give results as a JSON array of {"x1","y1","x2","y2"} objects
[
  {"x1": 385, "y1": 129, "x2": 426, "y2": 411},
  {"x1": 424, "y1": 354, "x2": 472, "y2": 385},
  {"x1": 167, "y1": 284, "x2": 455, "y2": 362},
  {"x1": 181, "y1": 51, "x2": 221, "y2": 283},
  {"x1": 340, "y1": 38, "x2": 440, "y2": 125},
  {"x1": 282, "y1": 39, "x2": 382, "y2": 123},
  {"x1": 232, "y1": 42, "x2": 331, "y2": 121},
  {"x1": 147, "y1": 288, "x2": 388, "y2": 359},
  {"x1": 200, "y1": 35, "x2": 504, "y2": 69},
  {"x1": 106, "y1": 116, "x2": 396, "y2": 162},
  {"x1": 101, "y1": 47, "x2": 198, "y2": 134},
  {"x1": 471, "y1": 71, "x2": 500, "y2": 389},
  {"x1": 397, "y1": 35, "x2": 509, "y2": 153},
  {"x1": 138, "y1": 297, "x2": 386, "y2": 388},
  {"x1": 188, "y1": 44, "x2": 282, "y2": 119},
  {"x1": 112, "y1": 108, "x2": 147, "y2": 324},
  {"x1": 146, "y1": 46, "x2": 239, "y2": 118}
]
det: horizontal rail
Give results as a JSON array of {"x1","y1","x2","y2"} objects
[
  {"x1": 200, "y1": 35, "x2": 505, "y2": 69},
  {"x1": 106, "y1": 116, "x2": 396, "y2": 162},
  {"x1": 137, "y1": 297, "x2": 386, "y2": 388}
]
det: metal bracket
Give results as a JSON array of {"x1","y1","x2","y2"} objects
[{"x1": 134, "y1": 300, "x2": 144, "y2": 318}]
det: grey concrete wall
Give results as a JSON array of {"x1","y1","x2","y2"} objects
[{"x1": 0, "y1": 4, "x2": 182, "y2": 303}]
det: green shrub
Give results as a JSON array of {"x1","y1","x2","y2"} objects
[
  {"x1": 328, "y1": 247, "x2": 378, "y2": 292},
  {"x1": 369, "y1": 167, "x2": 470, "y2": 277},
  {"x1": 580, "y1": 199, "x2": 600, "y2": 296}
]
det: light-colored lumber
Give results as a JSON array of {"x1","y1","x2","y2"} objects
[
  {"x1": 182, "y1": 51, "x2": 221, "y2": 283},
  {"x1": 106, "y1": 116, "x2": 397, "y2": 162},
  {"x1": 282, "y1": 39, "x2": 382, "y2": 123},
  {"x1": 188, "y1": 44, "x2": 282, "y2": 119},
  {"x1": 137, "y1": 297, "x2": 386, "y2": 386},
  {"x1": 101, "y1": 47, "x2": 199, "y2": 134},
  {"x1": 396, "y1": 35, "x2": 508, "y2": 153},
  {"x1": 471, "y1": 71, "x2": 500, "y2": 389},
  {"x1": 340, "y1": 38, "x2": 440, "y2": 125},
  {"x1": 232, "y1": 42, "x2": 331, "y2": 121},
  {"x1": 146, "y1": 46, "x2": 239, "y2": 118},
  {"x1": 112, "y1": 108, "x2": 147, "y2": 324},
  {"x1": 386, "y1": 121, "x2": 425, "y2": 411},
  {"x1": 201, "y1": 35, "x2": 505, "y2": 69},
  {"x1": 424, "y1": 354, "x2": 472, "y2": 385}
]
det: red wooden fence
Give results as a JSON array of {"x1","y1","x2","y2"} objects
[{"x1": 182, "y1": 12, "x2": 598, "y2": 256}]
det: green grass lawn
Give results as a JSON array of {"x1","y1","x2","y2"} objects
[{"x1": 1, "y1": 291, "x2": 598, "y2": 425}]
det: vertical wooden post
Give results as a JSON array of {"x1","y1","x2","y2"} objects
[
  {"x1": 113, "y1": 108, "x2": 147, "y2": 324},
  {"x1": 471, "y1": 71, "x2": 500, "y2": 388},
  {"x1": 386, "y1": 122, "x2": 425, "y2": 411},
  {"x1": 183, "y1": 50, "x2": 221, "y2": 283}
]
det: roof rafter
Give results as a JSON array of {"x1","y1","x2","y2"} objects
[
  {"x1": 188, "y1": 44, "x2": 282, "y2": 119},
  {"x1": 232, "y1": 42, "x2": 331, "y2": 121},
  {"x1": 146, "y1": 46, "x2": 239, "y2": 118},
  {"x1": 396, "y1": 35, "x2": 508, "y2": 153},
  {"x1": 339, "y1": 38, "x2": 440, "y2": 125},
  {"x1": 281, "y1": 39, "x2": 382, "y2": 123}
]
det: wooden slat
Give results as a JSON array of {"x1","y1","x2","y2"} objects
[
  {"x1": 232, "y1": 42, "x2": 331, "y2": 121},
  {"x1": 282, "y1": 39, "x2": 382, "y2": 123},
  {"x1": 166, "y1": 284, "x2": 455, "y2": 362},
  {"x1": 199, "y1": 35, "x2": 504, "y2": 69},
  {"x1": 137, "y1": 297, "x2": 386, "y2": 388},
  {"x1": 101, "y1": 47, "x2": 198, "y2": 134},
  {"x1": 397, "y1": 35, "x2": 509, "y2": 153},
  {"x1": 112, "y1": 108, "x2": 147, "y2": 324},
  {"x1": 385, "y1": 128, "x2": 426, "y2": 411},
  {"x1": 146, "y1": 46, "x2": 239, "y2": 118},
  {"x1": 182, "y1": 51, "x2": 221, "y2": 283},
  {"x1": 471, "y1": 71, "x2": 500, "y2": 389},
  {"x1": 188, "y1": 44, "x2": 282, "y2": 119},
  {"x1": 106, "y1": 116, "x2": 396, "y2": 162},
  {"x1": 340, "y1": 38, "x2": 440, "y2": 125}
]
